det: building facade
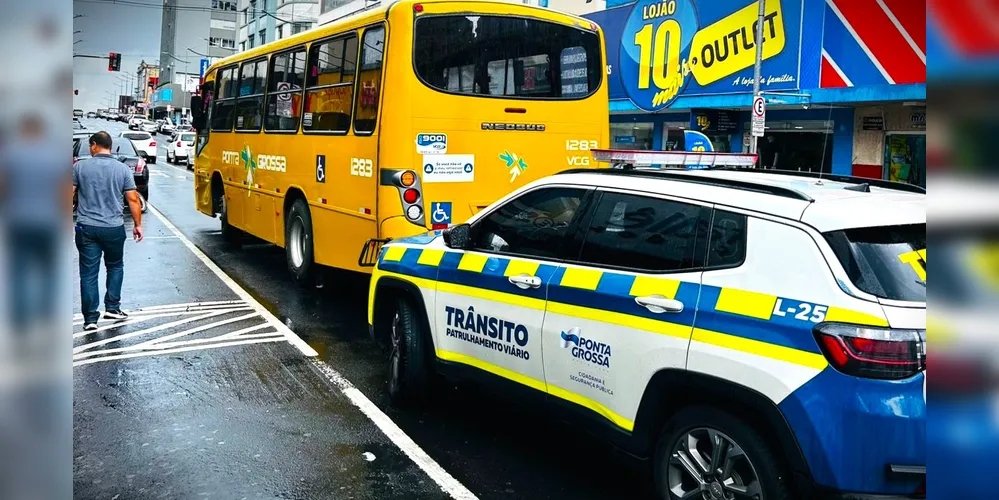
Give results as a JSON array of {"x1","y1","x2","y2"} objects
[
  {"x1": 237, "y1": 0, "x2": 318, "y2": 53},
  {"x1": 155, "y1": 0, "x2": 238, "y2": 121},
  {"x1": 584, "y1": 0, "x2": 926, "y2": 186},
  {"x1": 135, "y1": 61, "x2": 160, "y2": 113}
]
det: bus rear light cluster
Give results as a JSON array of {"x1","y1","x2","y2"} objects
[{"x1": 391, "y1": 170, "x2": 425, "y2": 226}]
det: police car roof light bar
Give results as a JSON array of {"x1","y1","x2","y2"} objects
[{"x1": 590, "y1": 149, "x2": 759, "y2": 169}]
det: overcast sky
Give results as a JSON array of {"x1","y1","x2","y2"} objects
[{"x1": 72, "y1": 0, "x2": 163, "y2": 112}]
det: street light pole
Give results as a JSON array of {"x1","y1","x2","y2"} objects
[{"x1": 749, "y1": 0, "x2": 765, "y2": 156}]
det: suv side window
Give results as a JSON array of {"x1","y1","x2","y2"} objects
[
  {"x1": 471, "y1": 187, "x2": 588, "y2": 260},
  {"x1": 578, "y1": 191, "x2": 710, "y2": 272},
  {"x1": 706, "y1": 210, "x2": 748, "y2": 268}
]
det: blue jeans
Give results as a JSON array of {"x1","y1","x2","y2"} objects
[
  {"x1": 75, "y1": 224, "x2": 126, "y2": 323},
  {"x1": 8, "y1": 226, "x2": 57, "y2": 332}
]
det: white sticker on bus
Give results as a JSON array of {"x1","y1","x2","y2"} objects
[{"x1": 422, "y1": 154, "x2": 474, "y2": 183}]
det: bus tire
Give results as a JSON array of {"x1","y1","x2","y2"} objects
[
  {"x1": 218, "y1": 189, "x2": 241, "y2": 246},
  {"x1": 285, "y1": 198, "x2": 317, "y2": 287},
  {"x1": 387, "y1": 297, "x2": 430, "y2": 406}
]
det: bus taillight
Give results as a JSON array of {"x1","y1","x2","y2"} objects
[{"x1": 391, "y1": 170, "x2": 425, "y2": 227}]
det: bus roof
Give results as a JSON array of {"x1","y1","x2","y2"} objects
[{"x1": 206, "y1": 0, "x2": 602, "y2": 76}]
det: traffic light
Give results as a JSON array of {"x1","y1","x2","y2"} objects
[{"x1": 108, "y1": 52, "x2": 120, "y2": 72}]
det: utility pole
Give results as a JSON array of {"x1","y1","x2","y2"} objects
[{"x1": 749, "y1": 0, "x2": 766, "y2": 156}]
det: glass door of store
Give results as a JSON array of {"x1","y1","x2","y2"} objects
[{"x1": 884, "y1": 133, "x2": 926, "y2": 187}]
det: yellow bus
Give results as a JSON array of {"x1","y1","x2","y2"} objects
[{"x1": 189, "y1": 0, "x2": 609, "y2": 285}]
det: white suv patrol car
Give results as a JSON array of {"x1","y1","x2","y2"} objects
[{"x1": 366, "y1": 150, "x2": 926, "y2": 500}]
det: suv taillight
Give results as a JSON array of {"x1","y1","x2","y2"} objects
[
  {"x1": 150, "y1": 141, "x2": 156, "y2": 147},
  {"x1": 135, "y1": 157, "x2": 146, "y2": 174},
  {"x1": 814, "y1": 323, "x2": 925, "y2": 380}
]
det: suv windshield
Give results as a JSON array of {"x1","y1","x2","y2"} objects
[
  {"x1": 414, "y1": 15, "x2": 601, "y2": 99},
  {"x1": 824, "y1": 223, "x2": 926, "y2": 302}
]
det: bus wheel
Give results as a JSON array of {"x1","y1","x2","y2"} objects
[
  {"x1": 285, "y1": 198, "x2": 317, "y2": 287},
  {"x1": 218, "y1": 190, "x2": 241, "y2": 246}
]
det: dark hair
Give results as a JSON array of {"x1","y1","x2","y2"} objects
[{"x1": 89, "y1": 131, "x2": 113, "y2": 150}]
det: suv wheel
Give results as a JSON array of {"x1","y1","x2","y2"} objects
[
  {"x1": 654, "y1": 407, "x2": 789, "y2": 500},
  {"x1": 386, "y1": 298, "x2": 430, "y2": 406}
]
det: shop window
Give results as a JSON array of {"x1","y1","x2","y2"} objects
[{"x1": 611, "y1": 123, "x2": 653, "y2": 150}]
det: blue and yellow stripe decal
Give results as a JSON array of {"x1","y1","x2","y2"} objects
[{"x1": 373, "y1": 244, "x2": 889, "y2": 430}]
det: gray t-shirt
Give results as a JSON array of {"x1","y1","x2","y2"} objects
[{"x1": 73, "y1": 153, "x2": 136, "y2": 228}]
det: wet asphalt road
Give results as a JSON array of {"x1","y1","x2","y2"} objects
[{"x1": 74, "y1": 119, "x2": 654, "y2": 500}]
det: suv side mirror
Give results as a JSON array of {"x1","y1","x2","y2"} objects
[{"x1": 443, "y1": 224, "x2": 470, "y2": 249}]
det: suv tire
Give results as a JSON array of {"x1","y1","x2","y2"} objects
[
  {"x1": 653, "y1": 406, "x2": 790, "y2": 500},
  {"x1": 386, "y1": 297, "x2": 430, "y2": 406}
]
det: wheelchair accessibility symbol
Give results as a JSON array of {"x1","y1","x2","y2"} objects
[{"x1": 431, "y1": 202, "x2": 452, "y2": 229}]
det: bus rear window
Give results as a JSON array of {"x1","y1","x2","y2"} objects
[
  {"x1": 824, "y1": 224, "x2": 926, "y2": 302},
  {"x1": 414, "y1": 15, "x2": 601, "y2": 99}
]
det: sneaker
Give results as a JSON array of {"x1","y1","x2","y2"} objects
[
  {"x1": 104, "y1": 310, "x2": 129, "y2": 320},
  {"x1": 83, "y1": 323, "x2": 98, "y2": 331}
]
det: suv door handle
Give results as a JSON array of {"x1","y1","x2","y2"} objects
[
  {"x1": 635, "y1": 295, "x2": 684, "y2": 313},
  {"x1": 508, "y1": 274, "x2": 542, "y2": 290}
]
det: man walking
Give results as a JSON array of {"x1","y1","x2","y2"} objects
[{"x1": 73, "y1": 131, "x2": 144, "y2": 330}]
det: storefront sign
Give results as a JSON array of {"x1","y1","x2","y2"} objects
[
  {"x1": 910, "y1": 112, "x2": 926, "y2": 130},
  {"x1": 692, "y1": 109, "x2": 739, "y2": 132},
  {"x1": 587, "y1": 0, "x2": 803, "y2": 111},
  {"x1": 862, "y1": 116, "x2": 884, "y2": 130},
  {"x1": 614, "y1": 135, "x2": 637, "y2": 143}
]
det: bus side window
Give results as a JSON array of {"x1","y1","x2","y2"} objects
[
  {"x1": 211, "y1": 66, "x2": 237, "y2": 132},
  {"x1": 353, "y1": 25, "x2": 384, "y2": 135},
  {"x1": 235, "y1": 58, "x2": 267, "y2": 132},
  {"x1": 265, "y1": 47, "x2": 306, "y2": 132},
  {"x1": 304, "y1": 33, "x2": 357, "y2": 134}
]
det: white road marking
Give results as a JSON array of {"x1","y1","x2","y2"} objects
[
  {"x1": 73, "y1": 311, "x2": 265, "y2": 360},
  {"x1": 146, "y1": 204, "x2": 318, "y2": 357},
  {"x1": 74, "y1": 308, "x2": 250, "y2": 353},
  {"x1": 72, "y1": 337, "x2": 289, "y2": 367},
  {"x1": 310, "y1": 359, "x2": 479, "y2": 500},
  {"x1": 73, "y1": 301, "x2": 244, "y2": 321},
  {"x1": 73, "y1": 303, "x2": 252, "y2": 328}
]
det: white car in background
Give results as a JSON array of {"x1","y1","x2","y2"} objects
[
  {"x1": 166, "y1": 131, "x2": 195, "y2": 166},
  {"x1": 139, "y1": 120, "x2": 158, "y2": 134},
  {"x1": 119, "y1": 131, "x2": 157, "y2": 164},
  {"x1": 159, "y1": 121, "x2": 176, "y2": 135},
  {"x1": 127, "y1": 115, "x2": 146, "y2": 129}
]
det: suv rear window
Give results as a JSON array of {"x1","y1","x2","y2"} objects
[
  {"x1": 824, "y1": 224, "x2": 926, "y2": 302},
  {"x1": 181, "y1": 133, "x2": 196, "y2": 142},
  {"x1": 413, "y1": 15, "x2": 601, "y2": 99},
  {"x1": 123, "y1": 132, "x2": 151, "y2": 140}
]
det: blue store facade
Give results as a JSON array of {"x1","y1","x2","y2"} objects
[{"x1": 583, "y1": 0, "x2": 926, "y2": 185}]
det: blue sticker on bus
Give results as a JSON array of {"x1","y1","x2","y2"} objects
[
  {"x1": 416, "y1": 134, "x2": 448, "y2": 154},
  {"x1": 431, "y1": 202, "x2": 452, "y2": 229}
]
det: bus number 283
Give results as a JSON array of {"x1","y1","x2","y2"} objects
[{"x1": 351, "y1": 158, "x2": 373, "y2": 177}]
